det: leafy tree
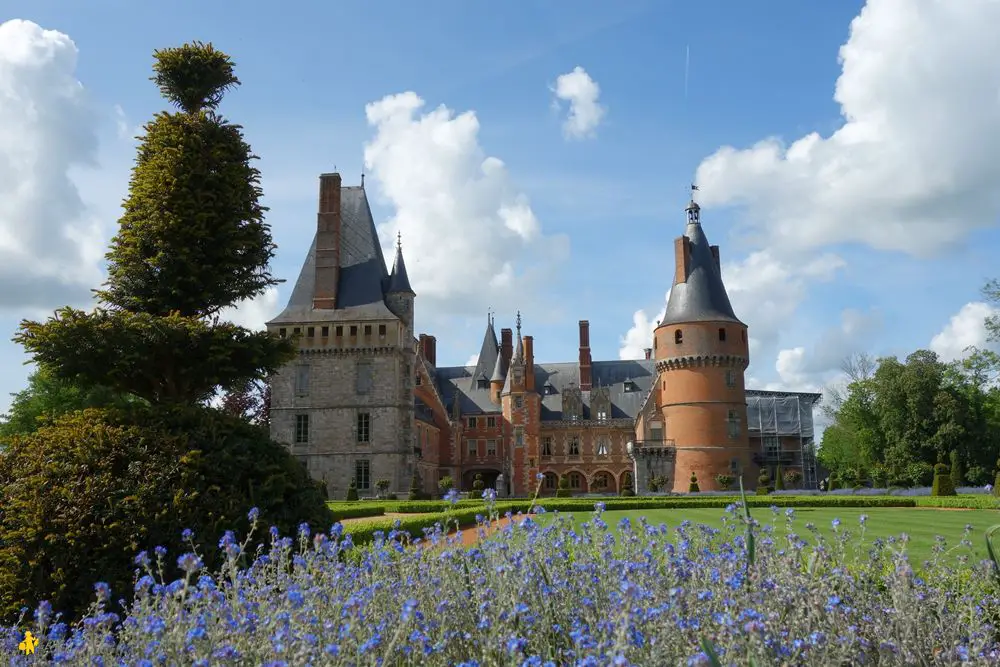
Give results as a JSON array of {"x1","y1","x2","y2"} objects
[
  {"x1": 217, "y1": 377, "x2": 270, "y2": 429},
  {"x1": 0, "y1": 369, "x2": 142, "y2": 442}
]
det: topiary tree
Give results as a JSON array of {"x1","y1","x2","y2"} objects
[
  {"x1": 949, "y1": 450, "x2": 964, "y2": 489},
  {"x1": 556, "y1": 475, "x2": 572, "y2": 498},
  {"x1": 472, "y1": 473, "x2": 485, "y2": 492},
  {"x1": 688, "y1": 472, "x2": 700, "y2": 493},
  {"x1": 783, "y1": 469, "x2": 802, "y2": 489},
  {"x1": 0, "y1": 43, "x2": 329, "y2": 624},
  {"x1": 438, "y1": 476, "x2": 454, "y2": 495},
  {"x1": 345, "y1": 479, "x2": 359, "y2": 501},
  {"x1": 408, "y1": 468, "x2": 423, "y2": 500},
  {"x1": 931, "y1": 462, "x2": 956, "y2": 497},
  {"x1": 774, "y1": 464, "x2": 786, "y2": 491},
  {"x1": 994, "y1": 458, "x2": 1000, "y2": 497},
  {"x1": 756, "y1": 469, "x2": 771, "y2": 496}
]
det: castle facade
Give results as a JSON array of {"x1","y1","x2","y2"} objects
[{"x1": 267, "y1": 173, "x2": 820, "y2": 497}]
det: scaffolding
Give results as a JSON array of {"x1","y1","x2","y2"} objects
[{"x1": 746, "y1": 392, "x2": 820, "y2": 489}]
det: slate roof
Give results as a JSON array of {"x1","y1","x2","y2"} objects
[
  {"x1": 661, "y1": 201, "x2": 743, "y2": 326},
  {"x1": 269, "y1": 185, "x2": 397, "y2": 324},
  {"x1": 387, "y1": 242, "x2": 414, "y2": 294},
  {"x1": 434, "y1": 359, "x2": 657, "y2": 419},
  {"x1": 469, "y1": 319, "x2": 500, "y2": 392}
]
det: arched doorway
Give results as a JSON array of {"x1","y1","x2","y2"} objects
[
  {"x1": 591, "y1": 470, "x2": 617, "y2": 494},
  {"x1": 462, "y1": 469, "x2": 502, "y2": 492}
]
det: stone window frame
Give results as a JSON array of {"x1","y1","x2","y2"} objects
[
  {"x1": 294, "y1": 364, "x2": 311, "y2": 397},
  {"x1": 567, "y1": 435, "x2": 580, "y2": 457},
  {"x1": 294, "y1": 414, "x2": 309, "y2": 444},
  {"x1": 486, "y1": 439, "x2": 497, "y2": 457},
  {"x1": 354, "y1": 459, "x2": 371, "y2": 491},
  {"x1": 356, "y1": 411, "x2": 371, "y2": 443},
  {"x1": 596, "y1": 437, "x2": 610, "y2": 457},
  {"x1": 541, "y1": 436, "x2": 553, "y2": 457},
  {"x1": 727, "y1": 410, "x2": 741, "y2": 439}
]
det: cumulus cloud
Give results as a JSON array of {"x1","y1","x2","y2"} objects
[
  {"x1": 618, "y1": 250, "x2": 844, "y2": 361},
  {"x1": 363, "y1": 92, "x2": 569, "y2": 318},
  {"x1": 774, "y1": 309, "x2": 882, "y2": 391},
  {"x1": 551, "y1": 66, "x2": 606, "y2": 140},
  {"x1": 0, "y1": 19, "x2": 104, "y2": 309},
  {"x1": 694, "y1": 0, "x2": 1000, "y2": 256},
  {"x1": 930, "y1": 301, "x2": 1000, "y2": 362}
]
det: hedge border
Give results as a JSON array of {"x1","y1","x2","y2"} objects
[{"x1": 337, "y1": 495, "x2": 938, "y2": 545}]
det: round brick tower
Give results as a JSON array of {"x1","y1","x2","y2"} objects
[{"x1": 653, "y1": 195, "x2": 751, "y2": 492}]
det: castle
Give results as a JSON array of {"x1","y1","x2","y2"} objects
[{"x1": 266, "y1": 172, "x2": 820, "y2": 497}]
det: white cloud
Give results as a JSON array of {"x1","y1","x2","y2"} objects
[
  {"x1": 619, "y1": 250, "x2": 844, "y2": 361},
  {"x1": 0, "y1": 19, "x2": 104, "y2": 309},
  {"x1": 774, "y1": 309, "x2": 882, "y2": 391},
  {"x1": 363, "y1": 92, "x2": 569, "y2": 318},
  {"x1": 694, "y1": 0, "x2": 1000, "y2": 256},
  {"x1": 465, "y1": 354, "x2": 479, "y2": 368},
  {"x1": 551, "y1": 66, "x2": 606, "y2": 140},
  {"x1": 930, "y1": 301, "x2": 999, "y2": 362},
  {"x1": 218, "y1": 288, "x2": 281, "y2": 331}
]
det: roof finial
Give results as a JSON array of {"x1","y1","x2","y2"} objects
[
  {"x1": 686, "y1": 183, "x2": 701, "y2": 224},
  {"x1": 516, "y1": 310, "x2": 521, "y2": 335},
  {"x1": 396, "y1": 230, "x2": 402, "y2": 250},
  {"x1": 361, "y1": 171, "x2": 365, "y2": 187}
]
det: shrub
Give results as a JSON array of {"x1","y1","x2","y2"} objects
[
  {"x1": 620, "y1": 488, "x2": 635, "y2": 497},
  {"x1": 556, "y1": 475, "x2": 572, "y2": 498},
  {"x1": 438, "y1": 476, "x2": 454, "y2": 494},
  {"x1": 774, "y1": 465, "x2": 785, "y2": 491},
  {"x1": 905, "y1": 461, "x2": 935, "y2": 487},
  {"x1": 931, "y1": 463, "x2": 956, "y2": 497},
  {"x1": 870, "y1": 466, "x2": 890, "y2": 489},
  {"x1": 949, "y1": 451, "x2": 963, "y2": 488},
  {"x1": 828, "y1": 474, "x2": 840, "y2": 491},
  {"x1": 965, "y1": 465, "x2": 989, "y2": 487},
  {"x1": 688, "y1": 472, "x2": 700, "y2": 493},
  {"x1": 648, "y1": 475, "x2": 668, "y2": 492},
  {"x1": 0, "y1": 405, "x2": 331, "y2": 624},
  {"x1": 472, "y1": 473, "x2": 485, "y2": 492},
  {"x1": 346, "y1": 480, "x2": 359, "y2": 502},
  {"x1": 993, "y1": 458, "x2": 1000, "y2": 497},
  {"x1": 756, "y1": 469, "x2": 771, "y2": 495},
  {"x1": 715, "y1": 474, "x2": 734, "y2": 491},
  {"x1": 375, "y1": 479, "x2": 391, "y2": 498},
  {"x1": 783, "y1": 469, "x2": 802, "y2": 489},
  {"x1": 408, "y1": 468, "x2": 425, "y2": 501}
]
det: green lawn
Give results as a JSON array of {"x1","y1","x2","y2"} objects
[{"x1": 538, "y1": 507, "x2": 1000, "y2": 566}]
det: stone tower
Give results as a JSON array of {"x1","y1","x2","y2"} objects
[
  {"x1": 266, "y1": 172, "x2": 416, "y2": 498},
  {"x1": 653, "y1": 194, "x2": 751, "y2": 492},
  {"x1": 500, "y1": 312, "x2": 540, "y2": 495}
]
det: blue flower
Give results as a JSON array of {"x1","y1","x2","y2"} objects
[
  {"x1": 177, "y1": 553, "x2": 203, "y2": 574},
  {"x1": 248, "y1": 507, "x2": 260, "y2": 522}
]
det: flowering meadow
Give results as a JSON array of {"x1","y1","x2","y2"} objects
[{"x1": 2, "y1": 493, "x2": 1000, "y2": 666}]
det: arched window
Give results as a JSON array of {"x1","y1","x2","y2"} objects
[
  {"x1": 593, "y1": 471, "x2": 612, "y2": 491},
  {"x1": 674, "y1": 329, "x2": 683, "y2": 344},
  {"x1": 543, "y1": 472, "x2": 558, "y2": 490},
  {"x1": 568, "y1": 471, "x2": 583, "y2": 489}
]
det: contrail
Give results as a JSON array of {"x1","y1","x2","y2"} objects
[{"x1": 684, "y1": 44, "x2": 690, "y2": 100}]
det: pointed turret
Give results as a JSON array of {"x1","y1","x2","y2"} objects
[
  {"x1": 470, "y1": 313, "x2": 500, "y2": 392},
  {"x1": 660, "y1": 197, "x2": 742, "y2": 326},
  {"x1": 502, "y1": 311, "x2": 525, "y2": 395},
  {"x1": 387, "y1": 232, "x2": 414, "y2": 295},
  {"x1": 489, "y1": 346, "x2": 506, "y2": 404}
]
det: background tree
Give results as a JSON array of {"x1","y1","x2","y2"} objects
[
  {"x1": 0, "y1": 369, "x2": 142, "y2": 443},
  {"x1": 0, "y1": 42, "x2": 327, "y2": 623}
]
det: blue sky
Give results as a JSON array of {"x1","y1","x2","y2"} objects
[{"x1": 1, "y1": 0, "x2": 998, "y2": 416}]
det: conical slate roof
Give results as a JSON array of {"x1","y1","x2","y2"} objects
[
  {"x1": 387, "y1": 239, "x2": 414, "y2": 294},
  {"x1": 490, "y1": 347, "x2": 506, "y2": 383},
  {"x1": 469, "y1": 317, "x2": 499, "y2": 391},
  {"x1": 660, "y1": 200, "x2": 743, "y2": 326}
]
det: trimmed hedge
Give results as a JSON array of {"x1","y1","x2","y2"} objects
[
  {"x1": 915, "y1": 496, "x2": 1000, "y2": 509},
  {"x1": 327, "y1": 504, "x2": 386, "y2": 521},
  {"x1": 337, "y1": 495, "x2": 930, "y2": 545}
]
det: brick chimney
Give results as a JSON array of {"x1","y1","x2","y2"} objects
[
  {"x1": 419, "y1": 334, "x2": 437, "y2": 366},
  {"x1": 644, "y1": 348, "x2": 652, "y2": 360},
  {"x1": 578, "y1": 320, "x2": 593, "y2": 391},
  {"x1": 313, "y1": 173, "x2": 342, "y2": 309},
  {"x1": 673, "y1": 236, "x2": 690, "y2": 286},
  {"x1": 500, "y1": 328, "x2": 513, "y2": 368},
  {"x1": 710, "y1": 245, "x2": 721, "y2": 272},
  {"x1": 523, "y1": 335, "x2": 535, "y2": 391}
]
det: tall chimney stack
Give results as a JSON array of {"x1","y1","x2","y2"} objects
[
  {"x1": 523, "y1": 335, "x2": 535, "y2": 391},
  {"x1": 418, "y1": 334, "x2": 437, "y2": 366},
  {"x1": 500, "y1": 328, "x2": 513, "y2": 368},
  {"x1": 644, "y1": 347, "x2": 652, "y2": 360},
  {"x1": 313, "y1": 173, "x2": 342, "y2": 310},
  {"x1": 578, "y1": 320, "x2": 593, "y2": 391}
]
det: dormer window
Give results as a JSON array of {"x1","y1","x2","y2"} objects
[
  {"x1": 476, "y1": 376, "x2": 489, "y2": 390},
  {"x1": 543, "y1": 383, "x2": 557, "y2": 395},
  {"x1": 623, "y1": 380, "x2": 639, "y2": 393},
  {"x1": 718, "y1": 328, "x2": 726, "y2": 342},
  {"x1": 674, "y1": 330, "x2": 683, "y2": 344}
]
